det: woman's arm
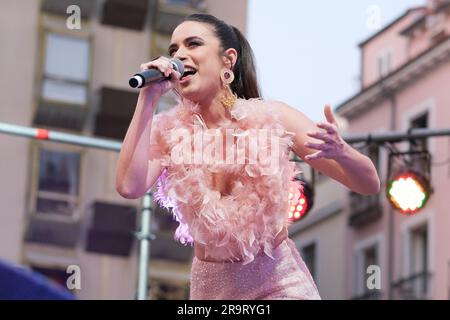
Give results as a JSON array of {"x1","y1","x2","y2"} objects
[
  {"x1": 116, "y1": 57, "x2": 180, "y2": 199},
  {"x1": 275, "y1": 101, "x2": 380, "y2": 195},
  {"x1": 115, "y1": 90, "x2": 163, "y2": 199}
]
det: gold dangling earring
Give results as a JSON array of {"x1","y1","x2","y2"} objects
[{"x1": 219, "y1": 68, "x2": 237, "y2": 111}]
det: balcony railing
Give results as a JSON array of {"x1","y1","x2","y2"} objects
[
  {"x1": 351, "y1": 290, "x2": 383, "y2": 300},
  {"x1": 348, "y1": 192, "x2": 382, "y2": 227},
  {"x1": 93, "y1": 87, "x2": 138, "y2": 140},
  {"x1": 392, "y1": 271, "x2": 432, "y2": 299}
]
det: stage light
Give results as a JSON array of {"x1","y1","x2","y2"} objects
[
  {"x1": 288, "y1": 178, "x2": 314, "y2": 222},
  {"x1": 387, "y1": 170, "x2": 430, "y2": 214}
]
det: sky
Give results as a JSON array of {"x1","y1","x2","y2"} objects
[{"x1": 247, "y1": 0, "x2": 425, "y2": 122}]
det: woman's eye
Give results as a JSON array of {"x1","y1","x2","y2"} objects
[{"x1": 168, "y1": 42, "x2": 201, "y2": 56}]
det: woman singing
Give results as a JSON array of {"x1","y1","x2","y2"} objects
[{"x1": 116, "y1": 13, "x2": 380, "y2": 300}]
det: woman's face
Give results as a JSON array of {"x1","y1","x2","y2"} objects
[{"x1": 169, "y1": 21, "x2": 230, "y2": 102}]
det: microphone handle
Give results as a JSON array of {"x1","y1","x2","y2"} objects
[{"x1": 129, "y1": 69, "x2": 168, "y2": 89}]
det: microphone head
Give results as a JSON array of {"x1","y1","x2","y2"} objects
[
  {"x1": 129, "y1": 75, "x2": 143, "y2": 88},
  {"x1": 171, "y1": 58, "x2": 184, "y2": 76}
]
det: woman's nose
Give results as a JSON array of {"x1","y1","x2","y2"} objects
[{"x1": 173, "y1": 48, "x2": 187, "y2": 61}]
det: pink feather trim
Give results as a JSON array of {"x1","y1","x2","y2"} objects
[{"x1": 152, "y1": 97, "x2": 303, "y2": 264}]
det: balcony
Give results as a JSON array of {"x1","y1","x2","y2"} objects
[
  {"x1": 93, "y1": 87, "x2": 138, "y2": 140},
  {"x1": 391, "y1": 271, "x2": 432, "y2": 299},
  {"x1": 153, "y1": 0, "x2": 206, "y2": 35},
  {"x1": 348, "y1": 192, "x2": 382, "y2": 228},
  {"x1": 101, "y1": 0, "x2": 149, "y2": 31},
  {"x1": 33, "y1": 98, "x2": 88, "y2": 131},
  {"x1": 41, "y1": 0, "x2": 95, "y2": 19},
  {"x1": 84, "y1": 201, "x2": 137, "y2": 257},
  {"x1": 24, "y1": 215, "x2": 81, "y2": 248}
]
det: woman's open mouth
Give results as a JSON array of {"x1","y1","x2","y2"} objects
[{"x1": 180, "y1": 66, "x2": 197, "y2": 84}]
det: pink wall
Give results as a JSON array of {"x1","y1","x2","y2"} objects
[
  {"x1": 343, "y1": 99, "x2": 392, "y2": 299},
  {"x1": 344, "y1": 48, "x2": 450, "y2": 300},
  {"x1": 394, "y1": 60, "x2": 450, "y2": 299},
  {"x1": 343, "y1": 1, "x2": 450, "y2": 298},
  {"x1": 361, "y1": 8, "x2": 426, "y2": 89},
  {"x1": 407, "y1": 11, "x2": 450, "y2": 59}
]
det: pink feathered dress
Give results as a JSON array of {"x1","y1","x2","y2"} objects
[{"x1": 151, "y1": 97, "x2": 321, "y2": 300}]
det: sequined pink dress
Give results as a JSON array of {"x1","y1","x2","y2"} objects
[{"x1": 151, "y1": 97, "x2": 321, "y2": 300}]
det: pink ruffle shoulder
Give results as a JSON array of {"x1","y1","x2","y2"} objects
[{"x1": 151, "y1": 97, "x2": 303, "y2": 265}]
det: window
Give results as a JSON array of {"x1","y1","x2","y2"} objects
[
  {"x1": 348, "y1": 144, "x2": 381, "y2": 227},
  {"x1": 377, "y1": 49, "x2": 392, "y2": 78},
  {"x1": 408, "y1": 112, "x2": 429, "y2": 175},
  {"x1": 42, "y1": 33, "x2": 90, "y2": 105},
  {"x1": 410, "y1": 112, "x2": 428, "y2": 151},
  {"x1": 410, "y1": 224, "x2": 429, "y2": 296},
  {"x1": 368, "y1": 144, "x2": 380, "y2": 172},
  {"x1": 35, "y1": 147, "x2": 81, "y2": 217},
  {"x1": 360, "y1": 244, "x2": 380, "y2": 295},
  {"x1": 426, "y1": 12, "x2": 446, "y2": 37},
  {"x1": 363, "y1": 245, "x2": 378, "y2": 275},
  {"x1": 301, "y1": 243, "x2": 317, "y2": 283},
  {"x1": 354, "y1": 241, "x2": 381, "y2": 299},
  {"x1": 395, "y1": 223, "x2": 430, "y2": 299}
]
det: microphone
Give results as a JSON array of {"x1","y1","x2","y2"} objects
[{"x1": 129, "y1": 58, "x2": 184, "y2": 88}]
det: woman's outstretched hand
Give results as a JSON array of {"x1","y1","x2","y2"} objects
[{"x1": 304, "y1": 104, "x2": 348, "y2": 161}]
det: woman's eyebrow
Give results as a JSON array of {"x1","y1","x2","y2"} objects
[{"x1": 168, "y1": 36, "x2": 203, "y2": 53}]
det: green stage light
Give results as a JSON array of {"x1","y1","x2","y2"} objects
[{"x1": 387, "y1": 170, "x2": 430, "y2": 214}]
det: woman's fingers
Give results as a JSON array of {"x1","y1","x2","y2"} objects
[
  {"x1": 305, "y1": 151, "x2": 325, "y2": 161},
  {"x1": 169, "y1": 70, "x2": 182, "y2": 92},
  {"x1": 140, "y1": 56, "x2": 171, "y2": 68},
  {"x1": 170, "y1": 69, "x2": 181, "y2": 81},
  {"x1": 303, "y1": 104, "x2": 344, "y2": 161},
  {"x1": 304, "y1": 141, "x2": 328, "y2": 150},
  {"x1": 324, "y1": 104, "x2": 337, "y2": 125},
  {"x1": 306, "y1": 130, "x2": 334, "y2": 143},
  {"x1": 140, "y1": 57, "x2": 173, "y2": 75},
  {"x1": 317, "y1": 122, "x2": 337, "y2": 134},
  {"x1": 138, "y1": 57, "x2": 181, "y2": 97},
  {"x1": 164, "y1": 68, "x2": 171, "y2": 77}
]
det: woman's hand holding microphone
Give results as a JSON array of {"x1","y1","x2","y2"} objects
[
  {"x1": 138, "y1": 56, "x2": 182, "y2": 100},
  {"x1": 116, "y1": 56, "x2": 182, "y2": 199}
]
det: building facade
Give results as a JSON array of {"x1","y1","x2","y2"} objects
[
  {"x1": 337, "y1": 0, "x2": 450, "y2": 299},
  {"x1": 0, "y1": 0, "x2": 248, "y2": 299},
  {"x1": 290, "y1": 0, "x2": 450, "y2": 300}
]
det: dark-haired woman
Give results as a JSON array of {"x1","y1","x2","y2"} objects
[{"x1": 116, "y1": 14, "x2": 380, "y2": 300}]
